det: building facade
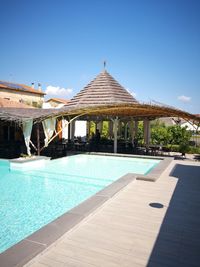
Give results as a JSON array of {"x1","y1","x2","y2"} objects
[{"x1": 0, "y1": 81, "x2": 45, "y2": 107}]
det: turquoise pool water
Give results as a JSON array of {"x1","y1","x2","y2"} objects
[{"x1": 0, "y1": 154, "x2": 160, "y2": 253}]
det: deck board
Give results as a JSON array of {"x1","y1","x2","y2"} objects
[{"x1": 26, "y1": 160, "x2": 200, "y2": 267}]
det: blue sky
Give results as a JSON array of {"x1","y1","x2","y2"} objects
[{"x1": 0, "y1": 0, "x2": 200, "y2": 113}]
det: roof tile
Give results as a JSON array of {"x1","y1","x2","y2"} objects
[
  {"x1": 46, "y1": 98, "x2": 70, "y2": 104},
  {"x1": 0, "y1": 80, "x2": 45, "y2": 95}
]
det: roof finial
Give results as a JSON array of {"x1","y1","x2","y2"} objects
[{"x1": 103, "y1": 60, "x2": 106, "y2": 70}]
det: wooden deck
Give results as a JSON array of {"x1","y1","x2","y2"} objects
[{"x1": 26, "y1": 160, "x2": 200, "y2": 267}]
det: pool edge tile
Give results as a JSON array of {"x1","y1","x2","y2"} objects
[
  {"x1": 26, "y1": 212, "x2": 84, "y2": 245},
  {"x1": 0, "y1": 240, "x2": 45, "y2": 267},
  {"x1": 96, "y1": 174, "x2": 136, "y2": 198},
  {"x1": 70, "y1": 195, "x2": 109, "y2": 217},
  {"x1": 137, "y1": 157, "x2": 173, "y2": 182}
]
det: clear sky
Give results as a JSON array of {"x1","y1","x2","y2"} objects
[{"x1": 0, "y1": 0, "x2": 200, "y2": 114}]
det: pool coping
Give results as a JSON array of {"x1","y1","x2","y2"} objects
[
  {"x1": 9, "y1": 156, "x2": 51, "y2": 171},
  {"x1": 9, "y1": 156, "x2": 50, "y2": 163},
  {"x1": 0, "y1": 154, "x2": 173, "y2": 267}
]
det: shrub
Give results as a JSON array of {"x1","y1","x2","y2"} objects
[
  {"x1": 179, "y1": 143, "x2": 190, "y2": 155},
  {"x1": 166, "y1": 144, "x2": 200, "y2": 154},
  {"x1": 166, "y1": 144, "x2": 179, "y2": 152},
  {"x1": 188, "y1": 146, "x2": 200, "y2": 154}
]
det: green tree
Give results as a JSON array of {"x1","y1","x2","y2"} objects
[
  {"x1": 167, "y1": 125, "x2": 192, "y2": 145},
  {"x1": 167, "y1": 125, "x2": 192, "y2": 155},
  {"x1": 89, "y1": 121, "x2": 96, "y2": 137},
  {"x1": 135, "y1": 121, "x2": 144, "y2": 145},
  {"x1": 150, "y1": 121, "x2": 170, "y2": 145},
  {"x1": 150, "y1": 121, "x2": 192, "y2": 155},
  {"x1": 101, "y1": 121, "x2": 109, "y2": 138}
]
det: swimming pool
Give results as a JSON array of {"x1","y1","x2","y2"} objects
[{"x1": 0, "y1": 154, "x2": 160, "y2": 253}]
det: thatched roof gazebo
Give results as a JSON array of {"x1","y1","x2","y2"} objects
[
  {"x1": 68, "y1": 70, "x2": 138, "y2": 107},
  {"x1": 61, "y1": 70, "x2": 200, "y2": 153},
  {"x1": 0, "y1": 69, "x2": 200, "y2": 156}
]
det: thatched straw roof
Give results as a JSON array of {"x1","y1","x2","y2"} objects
[
  {"x1": 68, "y1": 70, "x2": 137, "y2": 107},
  {"x1": 0, "y1": 107, "x2": 56, "y2": 123},
  {"x1": 0, "y1": 70, "x2": 199, "y2": 125},
  {"x1": 0, "y1": 103, "x2": 199, "y2": 125},
  {"x1": 60, "y1": 103, "x2": 200, "y2": 123}
]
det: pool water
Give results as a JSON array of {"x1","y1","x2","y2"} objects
[{"x1": 0, "y1": 154, "x2": 160, "y2": 253}]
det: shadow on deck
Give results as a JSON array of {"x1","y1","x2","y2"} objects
[{"x1": 147, "y1": 164, "x2": 200, "y2": 267}]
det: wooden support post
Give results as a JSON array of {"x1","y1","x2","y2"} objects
[
  {"x1": 113, "y1": 117, "x2": 118, "y2": 154},
  {"x1": 68, "y1": 123, "x2": 71, "y2": 140},
  {"x1": 70, "y1": 120, "x2": 75, "y2": 141},
  {"x1": 36, "y1": 123, "x2": 40, "y2": 156}
]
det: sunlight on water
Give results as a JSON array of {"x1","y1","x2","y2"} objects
[{"x1": 0, "y1": 155, "x2": 160, "y2": 253}]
